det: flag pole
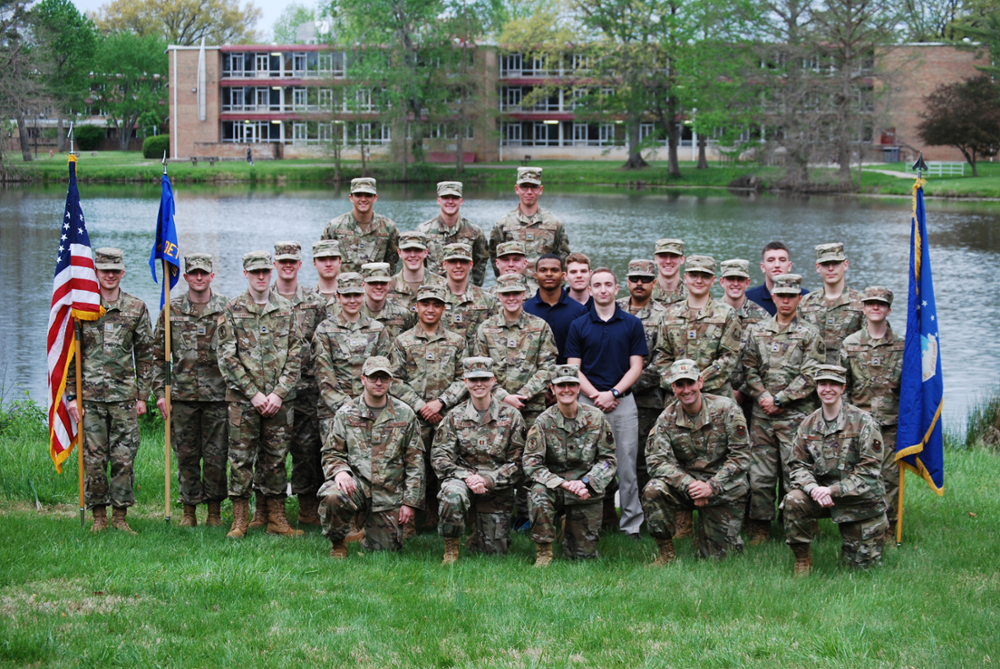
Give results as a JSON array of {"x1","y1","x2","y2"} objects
[
  {"x1": 162, "y1": 153, "x2": 172, "y2": 523},
  {"x1": 896, "y1": 468, "x2": 905, "y2": 546},
  {"x1": 74, "y1": 319, "x2": 85, "y2": 528}
]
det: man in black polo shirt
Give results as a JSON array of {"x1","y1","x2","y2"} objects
[
  {"x1": 524, "y1": 253, "x2": 589, "y2": 364},
  {"x1": 746, "y1": 241, "x2": 808, "y2": 316},
  {"x1": 565, "y1": 267, "x2": 647, "y2": 539}
]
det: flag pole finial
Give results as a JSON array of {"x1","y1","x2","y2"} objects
[
  {"x1": 162, "y1": 151, "x2": 168, "y2": 175},
  {"x1": 68, "y1": 122, "x2": 75, "y2": 157},
  {"x1": 912, "y1": 151, "x2": 928, "y2": 178}
]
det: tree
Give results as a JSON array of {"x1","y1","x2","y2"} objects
[
  {"x1": 918, "y1": 75, "x2": 1000, "y2": 176},
  {"x1": 95, "y1": 0, "x2": 262, "y2": 46},
  {"x1": 272, "y1": 2, "x2": 314, "y2": 43},
  {"x1": 92, "y1": 31, "x2": 168, "y2": 150},
  {"x1": 0, "y1": 0, "x2": 40, "y2": 168}
]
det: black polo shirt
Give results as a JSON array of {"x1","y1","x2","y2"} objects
[
  {"x1": 564, "y1": 303, "x2": 648, "y2": 392},
  {"x1": 524, "y1": 288, "x2": 589, "y2": 364},
  {"x1": 746, "y1": 283, "x2": 809, "y2": 316}
]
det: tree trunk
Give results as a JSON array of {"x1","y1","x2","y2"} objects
[
  {"x1": 838, "y1": 143, "x2": 852, "y2": 189},
  {"x1": 455, "y1": 122, "x2": 465, "y2": 175},
  {"x1": 667, "y1": 130, "x2": 680, "y2": 178},
  {"x1": 57, "y1": 116, "x2": 66, "y2": 153},
  {"x1": 119, "y1": 120, "x2": 132, "y2": 151},
  {"x1": 410, "y1": 117, "x2": 425, "y2": 164},
  {"x1": 16, "y1": 114, "x2": 32, "y2": 162},
  {"x1": 360, "y1": 134, "x2": 368, "y2": 176},
  {"x1": 697, "y1": 135, "x2": 708, "y2": 169},
  {"x1": 623, "y1": 118, "x2": 649, "y2": 169},
  {"x1": 401, "y1": 123, "x2": 408, "y2": 181}
]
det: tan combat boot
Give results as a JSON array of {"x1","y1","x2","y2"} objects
[
  {"x1": 330, "y1": 539, "x2": 348, "y2": 559},
  {"x1": 266, "y1": 497, "x2": 304, "y2": 537},
  {"x1": 91, "y1": 505, "x2": 108, "y2": 533},
  {"x1": 248, "y1": 492, "x2": 268, "y2": 529},
  {"x1": 653, "y1": 537, "x2": 676, "y2": 566},
  {"x1": 227, "y1": 498, "x2": 249, "y2": 538},
  {"x1": 675, "y1": 510, "x2": 694, "y2": 539},
  {"x1": 747, "y1": 519, "x2": 771, "y2": 546},
  {"x1": 442, "y1": 537, "x2": 460, "y2": 565},
  {"x1": 205, "y1": 501, "x2": 223, "y2": 527},
  {"x1": 791, "y1": 543, "x2": 812, "y2": 576},
  {"x1": 533, "y1": 542, "x2": 553, "y2": 568},
  {"x1": 179, "y1": 504, "x2": 197, "y2": 527},
  {"x1": 111, "y1": 506, "x2": 137, "y2": 535},
  {"x1": 297, "y1": 494, "x2": 321, "y2": 526}
]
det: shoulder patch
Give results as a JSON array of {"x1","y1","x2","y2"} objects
[
  {"x1": 872, "y1": 439, "x2": 882, "y2": 452},
  {"x1": 735, "y1": 424, "x2": 747, "y2": 439}
]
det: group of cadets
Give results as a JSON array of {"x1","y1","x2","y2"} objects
[{"x1": 71, "y1": 166, "x2": 904, "y2": 576}]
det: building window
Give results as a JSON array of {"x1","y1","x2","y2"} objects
[
  {"x1": 319, "y1": 88, "x2": 333, "y2": 110},
  {"x1": 293, "y1": 53, "x2": 307, "y2": 75},
  {"x1": 500, "y1": 53, "x2": 522, "y2": 77},
  {"x1": 255, "y1": 53, "x2": 269, "y2": 75},
  {"x1": 292, "y1": 87, "x2": 307, "y2": 109},
  {"x1": 500, "y1": 86, "x2": 522, "y2": 111}
]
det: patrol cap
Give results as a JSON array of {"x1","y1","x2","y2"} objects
[
  {"x1": 94, "y1": 247, "x2": 125, "y2": 271},
  {"x1": 361, "y1": 355, "x2": 394, "y2": 377},
  {"x1": 516, "y1": 166, "x2": 543, "y2": 185},
  {"x1": 815, "y1": 242, "x2": 847, "y2": 263},
  {"x1": 667, "y1": 359, "x2": 701, "y2": 385},
  {"x1": 771, "y1": 273, "x2": 804, "y2": 296},
  {"x1": 437, "y1": 181, "x2": 463, "y2": 198},
  {"x1": 627, "y1": 259, "x2": 657, "y2": 279},
  {"x1": 720, "y1": 258, "x2": 751, "y2": 279},
  {"x1": 463, "y1": 356, "x2": 495, "y2": 379},
  {"x1": 416, "y1": 284, "x2": 448, "y2": 303},
  {"x1": 274, "y1": 241, "x2": 302, "y2": 261},
  {"x1": 684, "y1": 255, "x2": 716, "y2": 276},
  {"x1": 495, "y1": 273, "x2": 527, "y2": 294},
  {"x1": 443, "y1": 242, "x2": 473, "y2": 262},
  {"x1": 814, "y1": 364, "x2": 847, "y2": 384},
  {"x1": 551, "y1": 364, "x2": 580, "y2": 385},
  {"x1": 496, "y1": 241, "x2": 527, "y2": 258},
  {"x1": 654, "y1": 238, "x2": 685, "y2": 256},
  {"x1": 361, "y1": 262, "x2": 391, "y2": 283},
  {"x1": 398, "y1": 230, "x2": 428, "y2": 251},
  {"x1": 242, "y1": 251, "x2": 272, "y2": 272},
  {"x1": 350, "y1": 177, "x2": 377, "y2": 195},
  {"x1": 862, "y1": 285, "x2": 893, "y2": 306},
  {"x1": 184, "y1": 253, "x2": 213, "y2": 274},
  {"x1": 312, "y1": 239, "x2": 342, "y2": 259},
  {"x1": 337, "y1": 272, "x2": 365, "y2": 294}
]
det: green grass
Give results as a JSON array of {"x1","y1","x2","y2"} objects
[
  {"x1": 1, "y1": 401, "x2": 999, "y2": 668},
  {"x1": 859, "y1": 161, "x2": 1000, "y2": 198}
]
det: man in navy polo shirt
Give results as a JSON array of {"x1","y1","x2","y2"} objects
[
  {"x1": 565, "y1": 267, "x2": 647, "y2": 539},
  {"x1": 746, "y1": 241, "x2": 808, "y2": 316},
  {"x1": 524, "y1": 254, "x2": 589, "y2": 364}
]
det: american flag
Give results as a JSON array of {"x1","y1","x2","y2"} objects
[{"x1": 47, "y1": 156, "x2": 104, "y2": 473}]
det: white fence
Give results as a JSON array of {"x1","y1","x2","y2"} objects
[{"x1": 907, "y1": 161, "x2": 966, "y2": 176}]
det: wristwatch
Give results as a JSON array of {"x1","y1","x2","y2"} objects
[
  {"x1": 610, "y1": 388, "x2": 621, "y2": 399},
  {"x1": 772, "y1": 395, "x2": 782, "y2": 408}
]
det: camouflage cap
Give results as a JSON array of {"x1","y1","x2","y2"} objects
[
  {"x1": 551, "y1": 364, "x2": 580, "y2": 385},
  {"x1": 361, "y1": 355, "x2": 394, "y2": 378},
  {"x1": 685, "y1": 254, "x2": 717, "y2": 276},
  {"x1": 337, "y1": 272, "x2": 365, "y2": 294},
  {"x1": 771, "y1": 273, "x2": 804, "y2": 295},
  {"x1": 815, "y1": 242, "x2": 847, "y2": 263},
  {"x1": 496, "y1": 241, "x2": 527, "y2": 258},
  {"x1": 720, "y1": 258, "x2": 751, "y2": 279},
  {"x1": 184, "y1": 253, "x2": 213, "y2": 274},
  {"x1": 350, "y1": 177, "x2": 377, "y2": 195},
  {"x1": 627, "y1": 259, "x2": 657, "y2": 279},
  {"x1": 94, "y1": 247, "x2": 125, "y2": 271},
  {"x1": 361, "y1": 262, "x2": 391, "y2": 283},
  {"x1": 242, "y1": 251, "x2": 272, "y2": 272},
  {"x1": 312, "y1": 239, "x2": 342, "y2": 259},
  {"x1": 654, "y1": 238, "x2": 685, "y2": 256},
  {"x1": 814, "y1": 364, "x2": 847, "y2": 384},
  {"x1": 862, "y1": 285, "x2": 893, "y2": 305},
  {"x1": 443, "y1": 242, "x2": 473, "y2": 262},
  {"x1": 495, "y1": 273, "x2": 527, "y2": 294},
  {"x1": 463, "y1": 356, "x2": 495, "y2": 379},
  {"x1": 667, "y1": 359, "x2": 701, "y2": 385},
  {"x1": 416, "y1": 284, "x2": 448, "y2": 303},
  {"x1": 398, "y1": 230, "x2": 428, "y2": 251},
  {"x1": 516, "y1": 166, "x2": 543, "y2": 185},
  {"x1": 437, "y1": 181, "x2": 463, "y2": 198},
  {"x1": 274, "y1": 241, "x2": 302, "y2": 261}
]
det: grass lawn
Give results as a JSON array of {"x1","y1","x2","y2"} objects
[
  {"x1": 1, "y1": 403, "x2": 998, "y2": 668},
  {"x1": 859, "y1": 161, "x2": 1000, "y2": 199}
]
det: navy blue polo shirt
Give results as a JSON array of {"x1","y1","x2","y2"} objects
[
  {"x1": 564, "y1": 304, "x2": 648, "y2": 391},
  {"x1": 524, "y1": 288, "x2": 589, "y2": 364},
  {"x1": 746, "y1": 283, "x2": 809, "y2": 316}
]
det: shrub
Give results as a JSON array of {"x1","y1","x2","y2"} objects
[
  {"x1": 73, "y1": 124, "x2": 106, "y2": 151},
  {"x1": 143, "y1": 134, "x2": 170, "y2": 159}
]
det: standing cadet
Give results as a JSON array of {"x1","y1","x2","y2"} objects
[
  {"x1": 489, "y1": 167, "x2": 570, "y2": 278},
  {"x1": 746, "y1": 242, "x2": 807, "y2": 316},
  {"x1": 321, "y1": 177, "x2": 400, "y2": 274},
  {"x1": 641, "y1": 360, "x2": 750, "y2": 564},
  {"x1": 440, "y1": 242, "x2": 498, "y2": 345},
  {"x1": 798, "y1": 242, "x2": 865, "y2": 363},
  {"x1": 418, "y1": 181, "x2": 489, "y2": 286},
  {"x1": 386, "y1": 231, "x2": 446, "y2": 312},
  {"x1": 490, "y1": 241, "x2": 539, "y2": 297},
  {"x1": 839, "y1": 286, "x2": 904, "y2": 536},
  {"x1": 564, "y1": 253, "x2": 593, "y2": 307},
  {"x1": 67, "y1": 248, "x2": 153, "y2": 534},
  {"x1": 312, "y1": 239, "x2": 342, "y2": 302},
  {"x1": 359, "y1": 262, "x2": 416, "y2": 340},
  {"x1": 217, "y1": 251, "x2": 304, "y2": 539},
  {"x1": 741, "y1": 274, "x2": 825, "y2": 544},
  {"x1": 152, "y1": 253, "x2": 228, "y2": 528},
  {"x1": 523, "y1": 364, "x2": 617, "y2": 566},
  {"x1": 523, "y1": 254, "x2": 589, "y2": 364},
  {"x1": 651, "y1": 238, "x2": 688, "y2": 307},
  {"x1": 718, "y1": 259, "x2": 770, "y2": 407},
  {"x1": 783, "y1": 364, "x2": 888, "y2": 575},
  {"x1": 318, "y1": 356, "x2": 425, "y2": 557},
  {"x1": 431, "y1": 357, "x2": 527, "y2": 563}
]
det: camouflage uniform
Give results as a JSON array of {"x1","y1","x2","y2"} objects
[
  {"x1": 653, "y1": 298, "x2": 742, "y2": 399},
  {"x1": 489, "y1": 208, "x2": 570, "y2": 278},
  {"x1": 728, "y1": 298, "x2": 771, "y2": 395},
  {"x1": 650, "y1": 282, "x2": 688, "y2": 308},
  {"x1": 798, "y1": 288, "x2": 866, "y2": 364},
  {"x1": 363, "y1": 299, "x2": 416, "y2": 341},
  {"x1": 386, "y1": 270, "x2": 446, "y2": 313},
  {"x1": 418, "y1": 215, "x2": 490, "y2": 286},
  {"x1": 320, "y1": 212, "x2": 400, "y2": 274},
  {"x1": 390, "y1": 326, "x2": 469, "y2": 420},
  {"x1": 523, "y1": 403, "x2": 617, "y2": 559},
  {"x1": 443, "y1": 284, "x2": 498, "y2": 345}
]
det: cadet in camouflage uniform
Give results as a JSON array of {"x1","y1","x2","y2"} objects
[
  {"x1": 798, "y1": 243, "x2": 865, "y2": 364},
  {"x1": 488, "y1": 241, "x2": 539, "y2": 297},
  {"x1": 67, "y1": 248, "x2": 154, "y2": 534},
  {"x1": 217, "y1": 251, "x2": 305, "y2": 539},
  {"x1": 319, "y1": 356, "x2": 425, "y2": 557},
  {"x1": 783, "y1": 365, "x2": 888, "y2": 575},
  {"x1": 651, "y1": 238, "x2": 688, "y2": 307},
  {"x1": 642, "y1": 360, "x2": 750, "y2": 564},
  {"x1": 417, "y1": 181, "x2": 490, "y2": 286},
  {"x1": 741, "y1": 274, "x2": 825, "y2": 544},
  {"x1": 431, "y1": 357, "x2": 527, "y2": 563},
  {"x1": 320, "y1": 178, "x2": 400, "y2": 274},
  {"x1": 357, "y1": 262, "x2": 416, "y2": 340},
  {"x1": 489, "y1": 167, "x2": 571, "y2": 278},
  {"x1": 839, "y1": 286, "x2": 904, "y2": 531},
  {"x1": 718, "y1": 259, "x2": 770, "y2": 404},
  {"x1": 386, "y1": 231, "x2": 446, "y2": 312},
  {"x1": 652, "y1": 255, "x2": 742, "y2": 399},
  {"x1": 313, "y1": 273, "x2": 390, "y2": 439},
  {"x1": 312, "y1": 239, "x2": 342, "y2": 302},
  {"x1": 523, "y1": 365, "x2": 617, "y2": 566},
  {"x1": 152, "y1": 253, "x2": 228, "y2": 528},
  {"x1": 440, "y1": 243, "x2": 498, "y2": 345}
]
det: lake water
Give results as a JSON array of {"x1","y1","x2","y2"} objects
[{"x1": 3, "y1": 181, "x2": 998, "y2": 437}]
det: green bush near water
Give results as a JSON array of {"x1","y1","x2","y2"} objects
[
  {"x1": 142, "y1": 135, "x2": 170, "y2": 159},
  {"x1": 72, "y1": 125, "x2": 106, "y2": 152}
]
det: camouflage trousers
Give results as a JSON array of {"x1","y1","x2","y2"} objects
[
  {"x1": 514, "y1": 409, "x2": 543, "y2": 520},
  {"x1": 528, "y1": 484, "x2": 603, "y2": 560},
  {"x1": 881, "y1": 425, "x2": 899, "y2": 524},
  {"x1": 82, "y1": 400, "x2": 140, "y2": 509},
  {"x1": 438, "y1": 479, "x2": 514, "y2": 555},
  {"x1": 227, "y1": 401, "x2": 293, "y2": 499},
  {"x1": 289, "y1": 390, "x2": 323, "y2": 496},
  {"x1": 748, "y1": 409, "x2": 809, "y2": 522},
  {"x1": 318, "y1": 474, "x2": 402, "y2": 552},
  {"x1": 641, "y1": 478, "x2": 746, "y2": 559},
  {"x1": 170, "y1": 401, "x2": 228, "y2": 505},
  {"x1": 782, "y1": 489, "x2": 888, "y2": 568}
]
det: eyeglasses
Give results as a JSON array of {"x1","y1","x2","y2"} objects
[
  {"x1": 628, "y1": 276, "x2": 654, "y2": 284},
  {"x1": 366, "y1": 375, "x2": 391, "y2": 384}
]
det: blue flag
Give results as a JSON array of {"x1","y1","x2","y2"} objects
[
  {"x1": 149, "y1": 174, "x2": 180, "y2": 310},
  {"x1": 896, "y1": 179, "x2": 944, "y2": 495}
]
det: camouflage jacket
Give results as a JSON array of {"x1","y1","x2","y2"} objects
[
  {"x1": 489, "y1": 207, "x2": 570, "y2": 277},
  {"x1": 152, "y1": 291, "x2": 228, "y2": 402},
  {"x1": 321, "y1": 211, "x2": 400, "y2": 274},
  {"x1": 617, "y1": 297, "x2": 668, "y2": 408},
  {"x1": 472, "y1": 310, "x2": 557, "y2": 413},
  {"x1": 417, "y1": 215, "x2": 490, "y2": 286},
  {"x1": 322, "y1": 395, "x2": 425, "y2": 512},
  {"x1": 728, "y1": 298, "x2": 771, "y2": 392},
  {"x1": 787, "y1": 403, "x2": 886, "y2": 523},
  {"x1": 651, "y1": 282, "x2": 687, "y2": 308},
  {"x1": 273, "y1": 283, "x2": 327, "y2": 392},
  {"x1": 653, "y1": 298, "x2": 742, "y2": 396},
  {"x1": 312, "y1": 312, "x2": 390, "y2": 418},
  {"x1": 798, "y1": 286, "x2": 866, "y2": 364},
  {"x1": 71, "y1": 292, "x2": 154, "y2": 403},
  {"x1": 523, "y1": 404, "x2": 617, "y2": 503},
  {"x1": 646, "y1": 394, "x2": 750, "y2": 502},
  {"x1": 324, "y1": 297, "x2": 416, "y2": 341},
  {"x1": 742, "y1": 316, "x2": 825, "y2": 416},
  {"x1": 430, "y1": 395, "x2": 526, "y2": 490},
  {"x1": 385, "y1": 270, "x2": 446, "y2": 313},
  {"x1": 442, "y1": 284, "x2": 498, "y2": 344},
  {"x1": 389, "y1": 325, "x2": 468, "y2": 413},
  {"x1": 840, "y1": 324, "x2": 904, "y2": 426}
]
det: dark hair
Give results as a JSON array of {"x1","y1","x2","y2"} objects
[
  {"x1": 590, "y1": 266, "x2": 618, "y2": 284},
  {"x1": 761, "y1": 241, "x2": 791, "y2": 259},
  {"x1": 535, "y1": 253, "x2": 564, "y2": 271}
]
